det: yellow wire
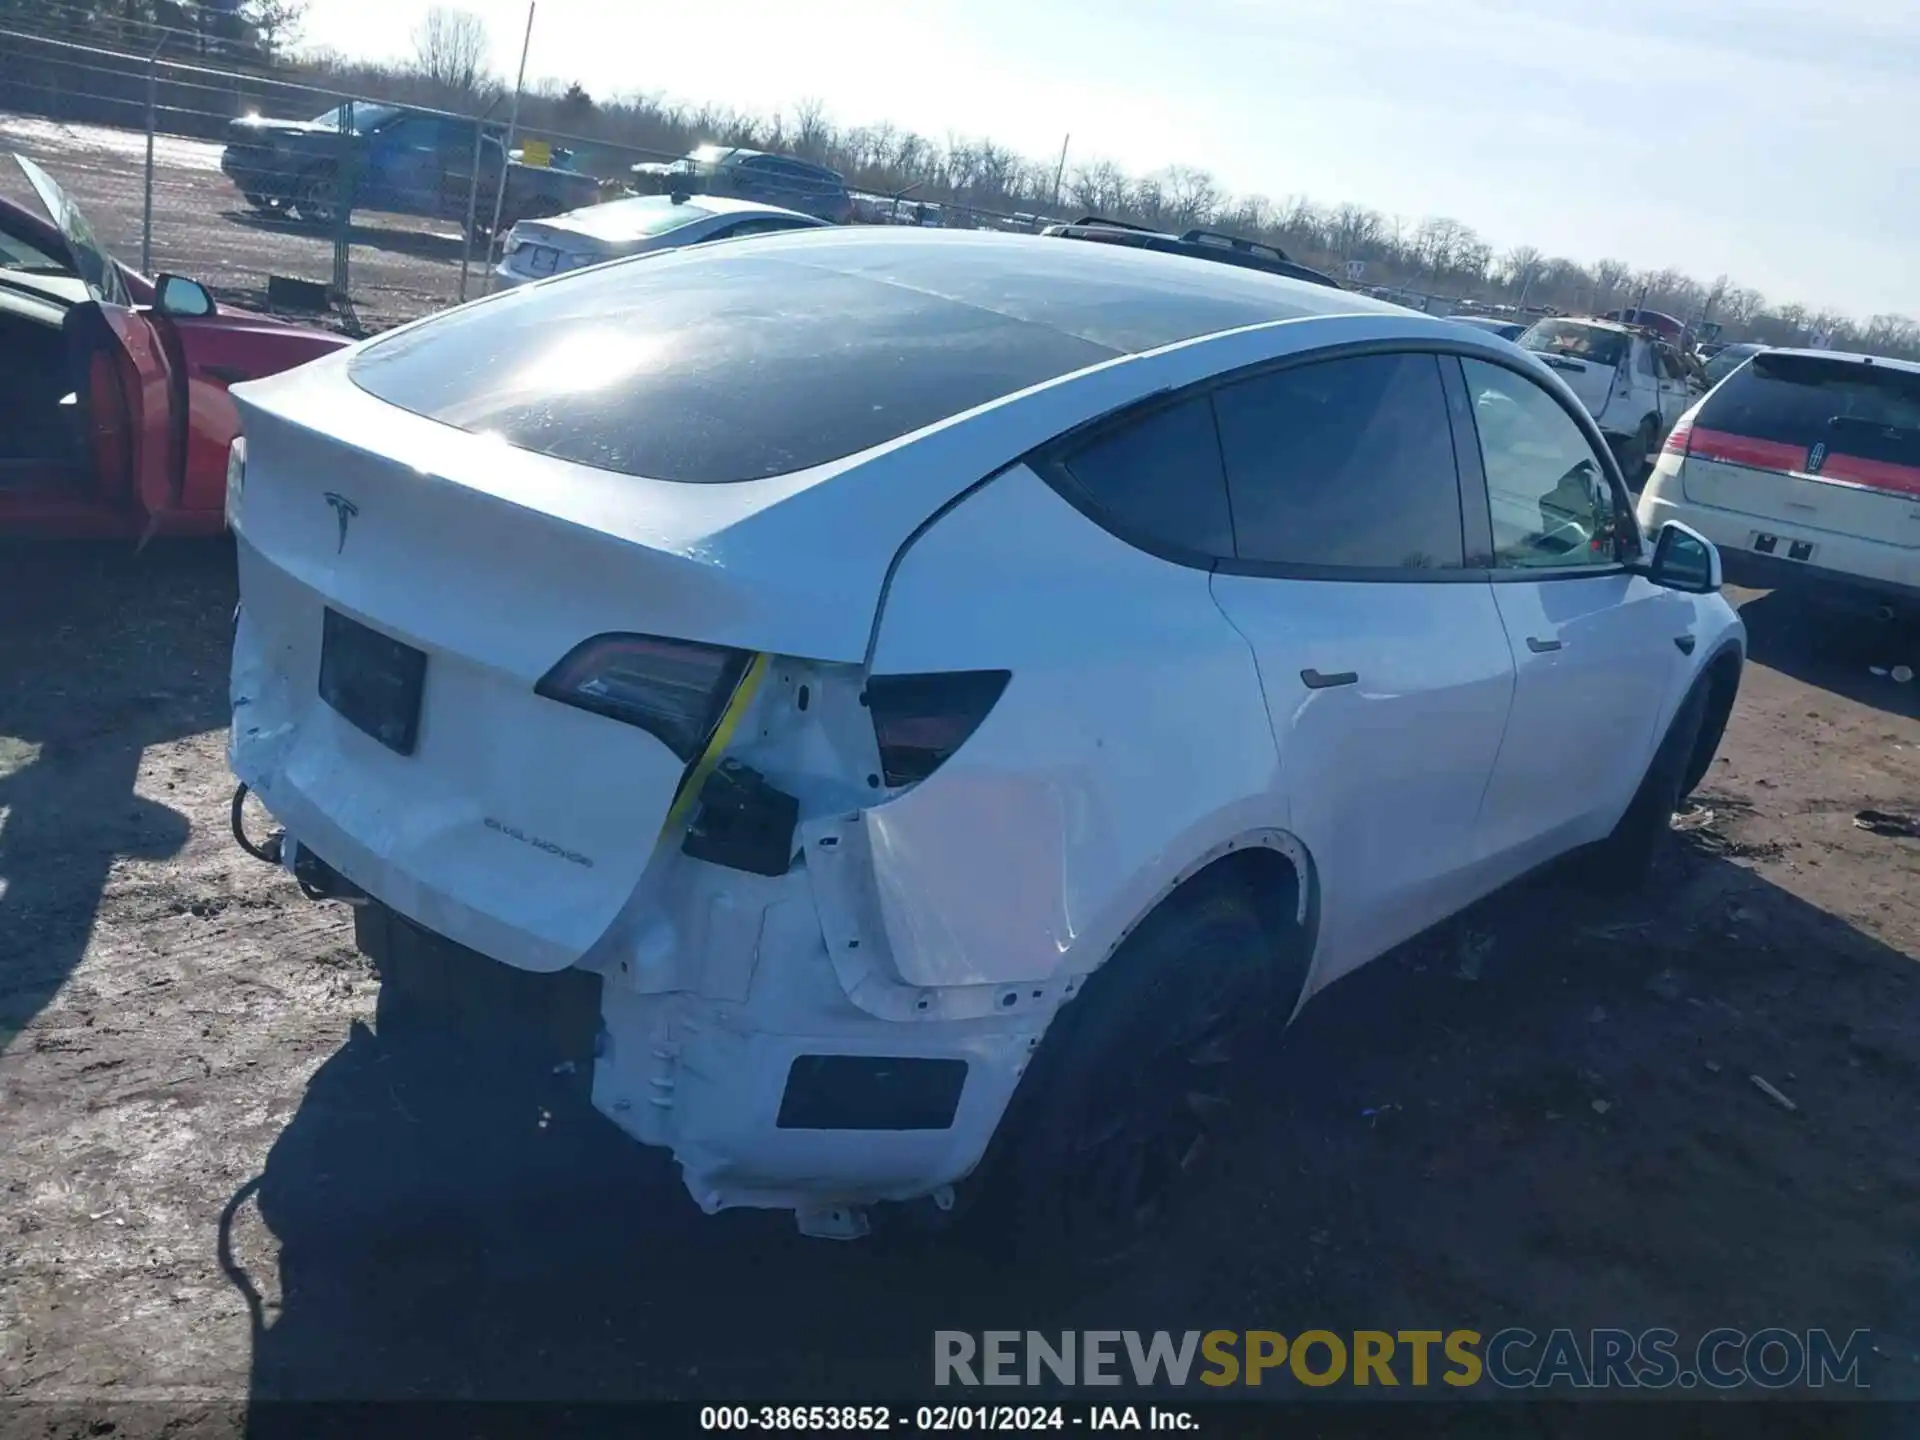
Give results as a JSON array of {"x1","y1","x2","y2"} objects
[{"x1": 658, "y1": 652, "x2": 769, "y2": 842}]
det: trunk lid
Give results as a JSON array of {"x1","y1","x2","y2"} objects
[
  {"x1": 1680, "y1": 351, "x2": 1920, "y2": 547},
  {"x1": 225, "y1": 353, "x2": 956, "y2": 971}
]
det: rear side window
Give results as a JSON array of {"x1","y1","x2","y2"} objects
[
  {"x1": 1055, "y1": 395, "x2": 1234, "y2": 559},
  {"x1": 1699, "y1": 354, "x2": 1920, "y2": 470},
  {"x1": 1523, "y1": 321, "x2": 1626, "y2": 370},
  {"x1": 1212, "y1": 352, "x2": 1466, "y2": 570}
]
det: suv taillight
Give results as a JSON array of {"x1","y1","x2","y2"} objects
[
  {"x1": 536, "y1": 633, "x2": 753, "y2": 761},
  {"x1": 1663, "y1": 417, "x2": 1694, "y2": 456},
  {"x1": 865, "y1": 671, "x2": 1011, "y2": 788}
]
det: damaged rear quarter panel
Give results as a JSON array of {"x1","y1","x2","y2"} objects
[{"x1": 840, "y1": 462, "x2": 1288, "y2": 999}]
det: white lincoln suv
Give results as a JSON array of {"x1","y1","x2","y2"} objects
[{"x1": 225, "y1": 227, "x2": 1744, "y2": 1265}]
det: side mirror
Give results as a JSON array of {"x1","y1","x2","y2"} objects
[
  {"x1": 1645, "y1": 521, "x2": 1721, "y2": 594},
  {"x1": 154, "y1": 273, "x2": 214, "y2": 318}
]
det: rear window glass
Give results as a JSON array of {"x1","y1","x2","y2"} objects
[
  {"x1": 1699, "y1": 354, "x2": 1920, "y2": 464},
  {"x1": 1521, "y1": 321, "x2": 1626, "y2": 369},
  {"x1": 580, "y1": 198, "x2": 712, "y2": 236},
  {"x1": 348, "y1": 250, "x2": 1117, "y2": 482},
  {"x1": 349, "y1": 232, "x2": 1366, "y2": 483}
]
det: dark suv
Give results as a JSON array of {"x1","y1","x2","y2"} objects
[
  {"x1": 1041, "y1": 216, "x2": 1342, "y2": 288},
  {"x1": 221, "y1": 103, "x2": 602, "y2": 237},
  {"x1": 631, "y1": 145, "x2": 854, "y2": 224}
]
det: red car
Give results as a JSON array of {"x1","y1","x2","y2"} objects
[{"x1": 1, "y1": 155, "x2": 349, "y2": 539}]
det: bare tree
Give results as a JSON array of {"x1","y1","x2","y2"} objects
[
  {"x1": 411, "y1": 6, "x2": 490, "y2": 94},
  {"x1": 1411, "y1": 217, "x2": 1473, "y2": 279},
  {"x1": 1067, "y1": 159, "x2": 1130, "y2": 216},
  {"x1": 1157, "y1": 165, "x2": 1221, "y2": 227},
  {"x1": 242, "y1": 0, "x2": 305, "y2": 57},
  {"x1": 1862, "y1": 314, "x2": 1919, "y2": 353},
  {"x1": 1327, "y1": 203, "x2": 1383, "y2": 262},
  {"x1": 1591, "y1": 258, "x2": 1631, "y2": 310},
  {"x1": 791, "y1": 97, "x2": 831, "y2": 160},
  {"x1": 1502, "y1": 245, "x2": 1546, "y2": 302}
]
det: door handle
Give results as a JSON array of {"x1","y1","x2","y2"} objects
[
  {"x1": 1300, "y1": 668, "x2": 1358, "y2": 689},
  {"x1": 1674, "y1": 634, "x2": 1696, "y2": 655},
  {"x1": 1525, "y1": 635, "x2": 1563, "y2": 653}
]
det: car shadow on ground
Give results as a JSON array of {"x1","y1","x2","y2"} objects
[
  {"x1": 1733, "y1": 588, "x2": 1919, "y2": 721},
  {"x1": 220, "y1": 208, "x2": 476, "y2": 266},
  {"x1": 0, "y1": 540, "x2": 233, "y2": 1049},
  {"x1": 230, "y1": 831, "x2": 1920, "y2": 1412}
]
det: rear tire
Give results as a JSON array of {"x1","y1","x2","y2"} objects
[
  {"x1": 969, "y1": 874, "x2": 1304, "y2": 1276},
  {"x1": 1617, "y1": 415, "x2": 1659, "y2": 490},
  {"x1": 1583, "y1": 678, "x2": 1711, "y2": 894}
]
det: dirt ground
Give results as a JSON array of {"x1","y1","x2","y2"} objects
[
  {"x1": 1, "y1": 538, "x2": 1917, "y2": 1423},
  {"x1": 1, "y1": 112, "x2": 473, "y2": 334}
]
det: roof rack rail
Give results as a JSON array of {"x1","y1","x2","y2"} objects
[
  {"x1": 1068, "y1": 214, "x2": 1157, "y2": 232},
  {"x1": 1178, "y1": 228, "x2": 1292, "y2": 263}
]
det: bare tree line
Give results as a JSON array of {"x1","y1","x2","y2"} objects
[
  {"x1": 9, "y1": 1, "x2": 1912, "y2": 357},
  {"x1": 351, "y1": 12, "x2": 1920, "y2": 358}
]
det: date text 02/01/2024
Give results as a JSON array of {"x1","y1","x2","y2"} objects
[{"x1": 698, "y1": 1405, "x2": 1197, "y2": 1432}]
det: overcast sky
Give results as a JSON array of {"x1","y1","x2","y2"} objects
[{"x1": 298, "y1": 0, "x2": 1919, "y2": 318}]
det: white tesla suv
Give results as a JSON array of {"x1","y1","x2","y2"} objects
[{"x1": 225, "y1": 228, "x2": 1744, "y2": 1264}]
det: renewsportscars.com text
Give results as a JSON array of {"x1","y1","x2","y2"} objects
[{"x1": 933, "y1": 1328, "x2": 1869, "y2": 1390}]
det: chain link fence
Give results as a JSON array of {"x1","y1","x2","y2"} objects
[{"x1": 0, "y1": 28, "x2": 1075, "y2": 336}]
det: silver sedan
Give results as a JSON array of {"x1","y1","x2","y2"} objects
[{"x1": 493, "y1": 193, "x2": 828, "y2": 287}]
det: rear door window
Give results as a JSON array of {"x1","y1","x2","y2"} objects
[
  {"x1": 1211, "y1": 351, "x2": 1466, "y2": 571},
  {"x1": 1522, "y1": 321, "x2": 1626, "y2": 370},
  {"x1": 1054, "y1": 395, "x2": 1235, "y2": 560},
  {"x1": 1696, "y1": 353, "x2": 1920, "y2": 488}
]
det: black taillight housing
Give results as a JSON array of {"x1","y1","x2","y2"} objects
[
  {"x1": 535, "y1": 633, "x2": 752, "y2": 761},
  {"x1": 864, "y1": 671, "x2": 1011, "y2": 789}
]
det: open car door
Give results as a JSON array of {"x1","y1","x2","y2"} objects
[{"x1": 16, "y1": 154, "x2": 181, "y2": 527}]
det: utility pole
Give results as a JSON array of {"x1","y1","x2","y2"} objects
[
  {"x1": 483, "y1": 1, "x2": 536, "y2": 295},
  {"x1": 1050, "y1": 133, "x2": 1070, "y2": 214}
]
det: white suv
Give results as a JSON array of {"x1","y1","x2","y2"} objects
[
  {"x1": 225, "y1": 229, "x2": 1744, "y2": 1264},
  {"x1": 1518, "y1": 318, "x2": 1698, "y2": 484},
  {"x1": 1639, "y1": 348, "x2": 1920, "y2": 621}
]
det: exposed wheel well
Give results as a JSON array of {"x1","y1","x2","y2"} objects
[
  {"x1": 1110, "y1": 840, "x2": 1316, "y2": 1015},
  {"x1": 1682, "y1": 645, "x2": 1742, "y2": 799}
]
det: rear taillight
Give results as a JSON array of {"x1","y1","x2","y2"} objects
[
  {"x1": 1663, "y1": 417, "x2": 1694, "y2": 456},
  {"x1": 865, "y1": 671, "x2": 1011, "y2": 788},
  {"x1": 536, "y1": 633, "x2": 752, "y2": 761}
]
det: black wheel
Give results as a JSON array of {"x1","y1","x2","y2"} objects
[
  {"x1": 289, "y1": 171, "x2": 339, "y2": 229},
  {"x1": 971, "y1": 876, "x2": 1303, "y2": 1274},
  {"x1": 1583, "y1": 678, "x2": 1711, "y2": 893}
]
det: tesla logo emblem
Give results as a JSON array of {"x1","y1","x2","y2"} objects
[
  {"x1": 1805, "y1": 442, "x2": 1827, "y2": 475},
  {"x1": 322, "y1": 491, "x2": 358, "y2": 553}
]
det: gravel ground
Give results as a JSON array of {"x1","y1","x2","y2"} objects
[
  {"x1": 1, "y1": 541, "x2": 1917, "y2": 1423},
  {"x1": 1, "y1": 112, "x2": 476, "y2": 334}
]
